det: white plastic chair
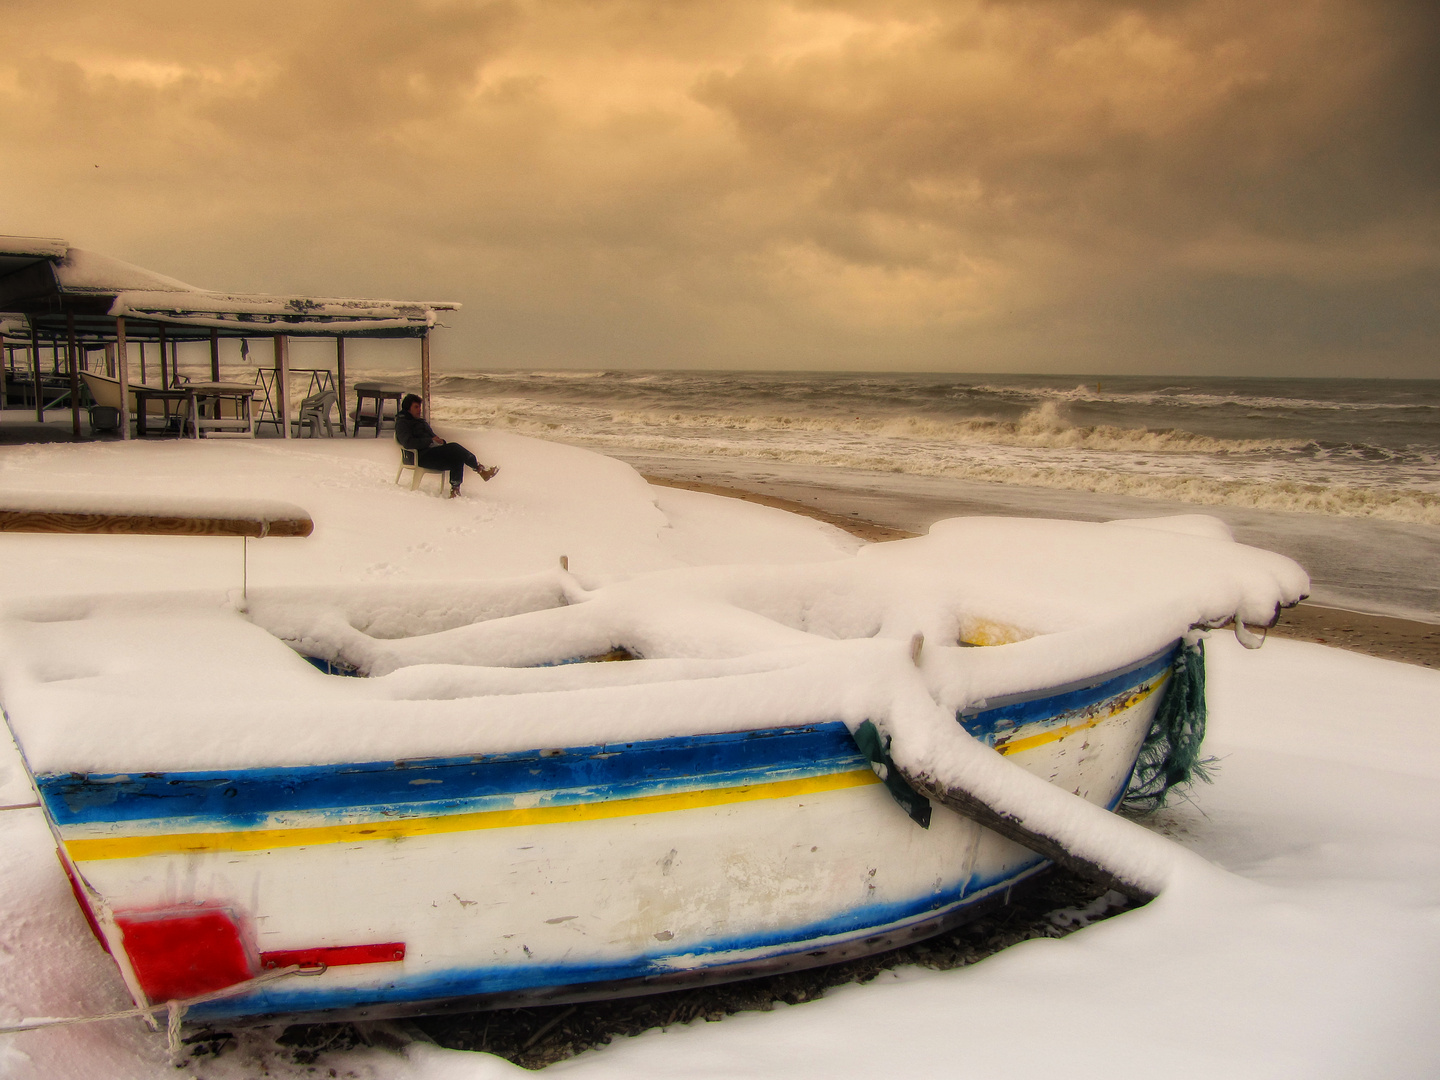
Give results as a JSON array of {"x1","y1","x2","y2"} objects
[
  {"x1": 396, "y1": 448, "x2": 448, "y2": 495},
  {"x1": 294, "y1": 390, "x2": 338, "y2": 438}
]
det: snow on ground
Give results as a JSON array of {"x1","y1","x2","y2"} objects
[
  {"x1": 0, "y1": 429, "x2": 860, "y2": 599},
  {"x1": 0, "y1": 430, "x2": 1436, "y2": 1078}
]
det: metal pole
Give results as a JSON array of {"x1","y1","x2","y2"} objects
[
  {"x1": 420, "y1": 330, "x2": 431, "y2": 421},
  {"x1": 29, "y1": 324, "x2": 42, "y2": 421},
  {"x1": 275, "y1": 334, "x2": 291, "y2": 439},
  {"x1": 157, "y1": 323, "x2": 169, "y2": 388},
  {"x1": 336, "y1": 335, "x2": 347, "y2": 436},
  {"x1": 67, "y1": 313, "x2": 80, "y2": 437},
  {"x1": 116, "y1": 316, "x2": 131, "y2": 440}
]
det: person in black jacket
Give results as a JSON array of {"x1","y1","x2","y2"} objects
[{"x1": 395, "y1": 394, "x2": 498, "y2": 498}]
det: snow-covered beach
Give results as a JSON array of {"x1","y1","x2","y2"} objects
[{"x1": 1, "y1": 426, "x2": 1437, "y2": 1079}]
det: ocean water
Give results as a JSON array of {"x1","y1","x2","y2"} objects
[{"x1": 421, "y1": 372, "x2": 1440, "y2": 526}]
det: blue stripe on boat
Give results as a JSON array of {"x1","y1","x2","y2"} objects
[
  {"x1": 39, "y1": 647, "x2": 1174, "y2": 830},
  {"x1": 38, "y1": 724, "x2": 869, "y2": 828},
  {"x1": 960, "y1": 643, "x2": 1177, "y2": 742},
  {"x1": 187, "y1": 858, "x2": 1050, "y2": 1020}
]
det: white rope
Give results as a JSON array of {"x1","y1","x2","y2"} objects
[{"x1": 0, "y1": 963, "x2": 322, "y2": 1052}]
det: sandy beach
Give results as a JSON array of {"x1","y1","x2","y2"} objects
[{"x1": 645, "y1": 474, "x2": 1440, "y2": 669}]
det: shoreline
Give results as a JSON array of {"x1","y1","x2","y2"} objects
[{"x1": 645, "y1": 475, "x2": 1440, "y2": 669}]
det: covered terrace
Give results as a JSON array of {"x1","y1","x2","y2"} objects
[{"x1": 0, "y1": 235, "x2": 459, "y2": 439}]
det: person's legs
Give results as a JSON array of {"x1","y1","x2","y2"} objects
[
  {"x1": 417, "y1": 443, "x2": 471, "y2": 487},
  {"x1": 417, "y1": 442, "x2": 494, "y2": 493}
]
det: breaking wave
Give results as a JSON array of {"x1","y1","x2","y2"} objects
[
  {"x1": 428, "y1": 404, "x2": 1438, "y2": 524},
  {"x1": 408, "y1": 369, "x2": 1440, "y2": 526},
  {"x1": 438, "y1": 398, "x2": 1301, "y2": 455}
]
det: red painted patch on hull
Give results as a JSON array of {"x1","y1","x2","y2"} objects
[{"x1": 115, "y1": 907, "x2": 256, "y2": 1003}]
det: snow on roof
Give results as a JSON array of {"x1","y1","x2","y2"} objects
[
  {"x1": 52, "y1": 248, "x2": 200, "y2": 294},
  {"x1": 0, "y1": 235, "x2": 69, "y2": 260},
  {"x1": 110, "y1": 289, "x2": 458, "y2": 333},
  {"x1": 1, "y1": 240, "x2": 459, "y2": 334}
]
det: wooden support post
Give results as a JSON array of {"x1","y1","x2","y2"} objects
[
  {"x1": 67, "y1": 314, "x2": 80, "y2": 438},
  {"x1": 0, "y1": 339, "x2": 8, "y2": 410},
  {"x1": 275, "y1": 334, "x2": 291, "y2": 439},
  {"x1": 170, "y1": 338, "x2": 179, "y2": 387},
  {"x1": 157, "y1": 324, "x2": 169, "y2": 388},
  {"x1": 335, "y1": 335, "x2": 347, "y2": 436},
  {"x1": 209, "y1": 328, "x2": 222, "y2": 420},
  {"x1": 116, "y1": 316, "x2": 131, "y2": 440},
  {"x1": 138, "y1": 339, "x2": 147, "y2": 385},
  {"x1": 105, "y1": 342, "x2": 115, "y2": 377},
  {"x1": 30, "y1": 324, "x2": 43, "y2": 422},
  {"x1": 420, "y1": 330, "x2": 431, "y2": 421}
]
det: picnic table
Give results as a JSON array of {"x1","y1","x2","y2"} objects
[{"x1": 352, "y1": 382, "x2": 406, "y2": 438}]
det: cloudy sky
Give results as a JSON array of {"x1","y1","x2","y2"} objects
[{"x1": 3, "y1": 0, "x2": 1436, "y2": 375}]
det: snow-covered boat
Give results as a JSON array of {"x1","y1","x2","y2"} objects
[{"x1": 0, "y1": 515, "x2": 1306, "y2": 1026}]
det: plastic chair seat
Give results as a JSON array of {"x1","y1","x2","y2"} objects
[{"x1": 396, "y1": 448, "x2": 447, "y2": 495}]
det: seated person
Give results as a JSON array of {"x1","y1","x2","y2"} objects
[{"x1": 395, "y1": 394, "x2": 498, "y2": 498}]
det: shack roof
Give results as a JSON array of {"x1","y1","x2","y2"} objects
[{"x1": 0, "y1": 236, "x2": 459, "y2": 341}]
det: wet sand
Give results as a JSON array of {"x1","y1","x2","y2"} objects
[
  {"x1": 646, "y1": 475, "x2": 1440, "y2": 670},
  {"x1": 1266, "y1": 603, "x2": 1440, "y2": 669}
]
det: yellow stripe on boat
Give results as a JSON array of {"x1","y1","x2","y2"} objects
[
  {"x1": 64, "y1": 768, "x2": 882, "y2": 862},
  {"x1": 995, "y1": 672, "x2": 1168, "y2": 757}
]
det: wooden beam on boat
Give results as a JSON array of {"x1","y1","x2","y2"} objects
[
  {"x1": 209, "y1": 327, "x2": 220, "y2": 382},
  {"x1": 0, "y1": 509, "x2": 313, "y2": 538},
  {"x1": 896, "y1": 764, "x2": 1157, "y2": 903}
]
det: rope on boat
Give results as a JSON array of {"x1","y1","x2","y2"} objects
[
  {"x1": 0, "y1": 963, "x2": 323, "y2": 1054},
  {"x1": 1123, "y1": 637, "x2": 1214, "y2": 812}
]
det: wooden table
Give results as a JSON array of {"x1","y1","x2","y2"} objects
[
  {"x1": 131, "y1": 386, "x2": 193, "y2": 437},
  {"x1": 186, "y1": 382, "x2": 258, "y2": 438},
  {"x1": 353, "y1": 382, "x2": 406, "y2": 438}
]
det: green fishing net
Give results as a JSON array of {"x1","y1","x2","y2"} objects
[{"x1": 1123, "y1": 638, "x2": 1216, "y2": 812}]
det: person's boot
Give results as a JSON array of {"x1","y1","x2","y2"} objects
[
  {"x1": 449, "y1": 485, "x2": 462, "y2": 498},
  {"x1": 478, "y1": 466, "x2": 499, "y2": 482}
]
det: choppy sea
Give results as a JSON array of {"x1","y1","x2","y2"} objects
[{"x1": 417, "y1": 371, "x2": 1439, "y2": 526}]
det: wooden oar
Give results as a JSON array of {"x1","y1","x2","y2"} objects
[{"x1": 896, "y1": 763, "x2": 1157, "y2": 903}]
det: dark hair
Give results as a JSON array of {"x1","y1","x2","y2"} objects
[{"x1": 400, "y1": 394, "x2": 423, "y2": 413}]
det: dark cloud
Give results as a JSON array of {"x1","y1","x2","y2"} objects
[{"x1": 1, "y1": 0, "x2": 1434, "y2": 373}]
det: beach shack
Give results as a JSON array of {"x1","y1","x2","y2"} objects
[{"x1": 0, "y1": 235, "x2": 459, "y2": 439}]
